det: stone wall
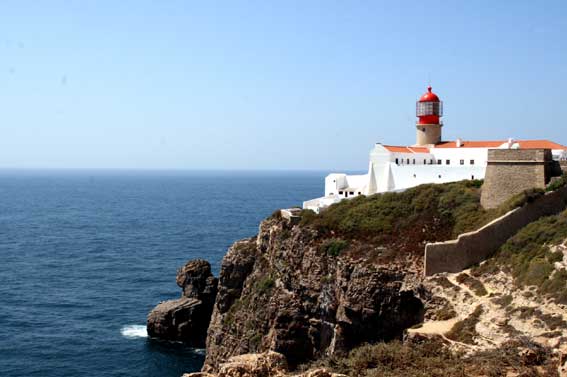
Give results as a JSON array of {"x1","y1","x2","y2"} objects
[
  {"x1": 424, "y1": 185, "x2": 567, "y2": 276},
  {"x1": 480, "y1": 149, "x2": 552, "y2": 209},
  {"x1": 280, "y1": 208, "x2": 302, "y2": 224}
]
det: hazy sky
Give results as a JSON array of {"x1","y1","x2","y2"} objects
[{"x1": 0, "y1": 1, "x2": 566, "y2": 170}]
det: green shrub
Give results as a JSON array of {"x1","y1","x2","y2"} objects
[
  {"x1": 435, "y1": 303, "x2": 457, "y2": 321},
  {"x1": 321, "y1": 238, "x2": 348, "y2": 257},
  {"x1": 249, "y1": 333, "x2": 263, "y2": 349},
  {"x1": 523, "y1": 258, "x2": 554, "y2": 286},
  {"x1": 548, "y1": 251, "x2": 564, "y2": 263},
  {"x1": 300, "y1": 180, "x2": 537, "y2": 246},
  {"x1": 546, "y1": 173, "x2": 567, "y2": 192},
  {"x1": 455, "y1": 273, "x2": 488, "y2": 296},
  {"x1": 301, "y1": 336, "x2": 557, "y2": 376},
  {"x1": 474, "y1": 210, "x2": 567, "y2": 304},
  {"x1": 269, "y1": 209, "x2": 282, "y2": 219},
  {"x1": 446, "y1": 305, "x2": 483, "y2": 344},
  {"x1": 256, "y1": 276, "x2": 275, "y2": 295},
  {"x1": 491, "y1": 294, "x2": 513, "y2": 308}
]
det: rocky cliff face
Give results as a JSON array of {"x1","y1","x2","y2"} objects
[
  {"x1": 202, "y1": 216, "x2": 425, "y2": 371},
  {"x1": 147, "y1": 184, "x2": 567, "y2": 375}
]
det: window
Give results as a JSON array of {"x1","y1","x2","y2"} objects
[
  {"x1": 437, "y1": 159, "x2": 442, "y2": 165},
  {"x1": 446, "y1": 159, "x2": 450, "y2": 165},
  {"x1": 413, "y1": 159, "x2": 416, "y2": 164},
  {"x1": 413, "y1": 174, "x2": 416, "y2": 178},
  {"x1": 423, "y1": 159, "x2": 427, "y2": 164},
  {"x1": 470, "y1": 160, "x2": 475, "y2": 165},
  {"x1": 430, "y1": 159, "x2": 433, "y2": 164},
  {"x1": 395, "y1": 158, "x2": 399, "y2": 164},
  {"x1": 358, "y1": 192, "x2": 361, "y2": 195},
  {"x1": 438, "y1": 174, "x2": 442, "y2": 178},
  {"x1": 339, "y1": 191, "x2": 343, "y2": 194},
  {"x1": 471, "y1": 175, "x2": 475, "y2": 180},
  {"x1": 407, "y1": 158, "x2": 410, "y2": 164},
  {"x1": 460, "y1": 159, "x2": 464, "y2": 165},
  {"x1": 349, "y1": 191, "x2": 354, "y2": 195}
]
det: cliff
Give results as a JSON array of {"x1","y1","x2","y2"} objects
[
  {"x1": 148, "y1": 179, "x2": 567, "y2": 376},
  {"x1": 202, "y1": 215, "x2": 425, "y2": 371}
]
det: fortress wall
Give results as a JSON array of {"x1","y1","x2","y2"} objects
[
  {"x1": 480, "y1": 149, "x2": 551, "y2": 209},
  {"x1": 424, "y1": 185, "x2": 567, "y2": 276}
]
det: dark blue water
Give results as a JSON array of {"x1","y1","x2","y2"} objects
[{"x1": 0, "y1": 170, "x2": 324, "y2": 377}]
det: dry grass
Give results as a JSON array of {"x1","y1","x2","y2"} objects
[
  {"x1": 446, "y1": 305, "x2": 483, "y2": 344},
  {"x1": 302, "y1": 337, "x2": 558, "y2": 377},
  {"x1": 455, "y1": 273, "x2": 488, "y2": 296}
]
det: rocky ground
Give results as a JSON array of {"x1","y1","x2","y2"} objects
[
  {"x1": 416, "y1": 266, "x2": 567, "y2": 353},
  {"x1": 182, "y1": 352, "x2": 346, "y2": 377}
]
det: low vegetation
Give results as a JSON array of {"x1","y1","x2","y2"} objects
[
  {"x1": 546, "y1": 173, "x2": 567, "y2": 192},
  {"x1": 455, "y1": 273, "x2": 488, "y2": 296},
  {"x1": 255, "y1": 276, "x2": 275, "y2": 295},
  {"x1": 433, "y1": 302, "x2": 457, "y2": 321},
  {"x1": 303, "y1": 337, "x2": 557, "y2": 377},
  {"x1": 491, "y1": 294, "x2": 513, "y2": 308},
  {"x1": 508, "y1": 306, "x2": 567, "y2": 330},
  {"x1": 320, "y1": 238, "x2": 348, "y2": 257},
  {"x1": 300, "y1": 181, "x2": 546, "y2": 255},
  {"x1": 446, "y1": 305, "x2": 483, "y2": 344},
  {"x1": 473, "y1": 210, "x2": 567, "y2": 304}
]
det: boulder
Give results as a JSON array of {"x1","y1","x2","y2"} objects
[{"x1": 147, "y1": 259, "x2": 218, "y2": 346}]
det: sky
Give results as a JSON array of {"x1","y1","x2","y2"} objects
[{"x1": 0, "y1": 1, "x2": 566, "y2": 170}]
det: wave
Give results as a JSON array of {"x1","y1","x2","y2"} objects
[{"x1": 121, "y1": 325, "x2": 148, "y2": 338}]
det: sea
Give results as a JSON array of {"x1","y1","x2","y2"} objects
[{"x1": 0, "y1": 170, "x2": 326, "y2": 377}]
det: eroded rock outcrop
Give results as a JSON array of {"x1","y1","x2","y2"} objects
[{"x1": 147, "y1": 259, "x2": 218, "y2": 347}]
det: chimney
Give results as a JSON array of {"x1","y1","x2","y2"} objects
[
  {"x1": 456, "y1": 138, "x2": 462, "y2": 148},
  {"x1": 507, "y1": 138, "x2": 514, "y2": 148}
]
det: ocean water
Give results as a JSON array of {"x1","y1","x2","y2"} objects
[{"x1": 0, "y1": 170, "x2": 325, "y2": 377}]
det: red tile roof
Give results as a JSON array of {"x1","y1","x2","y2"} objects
[
  {"x1": 383, "y1": 140, "x2": 567, "y2": 153},
  {"x1": 383, "y1": 145, "x2": 430, "y2": 153},
  {"x1": 434, "y1": 140, "x2": 503, "y2": 148},
  {"x1": 434, "y1": 140, "x2": 567, "y2": 150}
]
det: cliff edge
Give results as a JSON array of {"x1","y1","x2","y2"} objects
[{"x1": 148, "y1": 179, "x2": 567, "y2": 376}]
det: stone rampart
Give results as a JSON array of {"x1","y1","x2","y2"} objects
[
  {"x1": 480, "y1": 149, "x2": 551, "y2": 209},
  {"x1": 424, "y1": 185, "x2": 567, "y2": 276}
]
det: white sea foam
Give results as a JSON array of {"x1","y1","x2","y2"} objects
[{"x1": 121, "y1": 325, "x2": 148, "y2": 338}]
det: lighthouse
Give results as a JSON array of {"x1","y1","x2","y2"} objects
[
  {"x1": 415, "y1": 86, "x2": 443, "y2": 146},
  {"x1": 302, "y1": 85, "x2": 567, "y2": 213}
]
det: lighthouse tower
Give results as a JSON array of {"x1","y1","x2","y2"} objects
[{"x1": 415, "y1": 86, "x2": 443, "y2": 146}]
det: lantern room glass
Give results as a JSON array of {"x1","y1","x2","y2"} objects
[{"x1": 416, "y1": 101, "x2": 443, "y2": 117}]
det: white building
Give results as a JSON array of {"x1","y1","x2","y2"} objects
[{"x1": 303, "y1": 87, "x2": 567, "y2": 213}]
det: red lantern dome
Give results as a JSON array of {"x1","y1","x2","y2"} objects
[
  {"x1": 419, "y1": 86, "x2": 440, "y2": 102},
  {"x1": 416, "y1": 86, "x2": 443, "y2": 125}
]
